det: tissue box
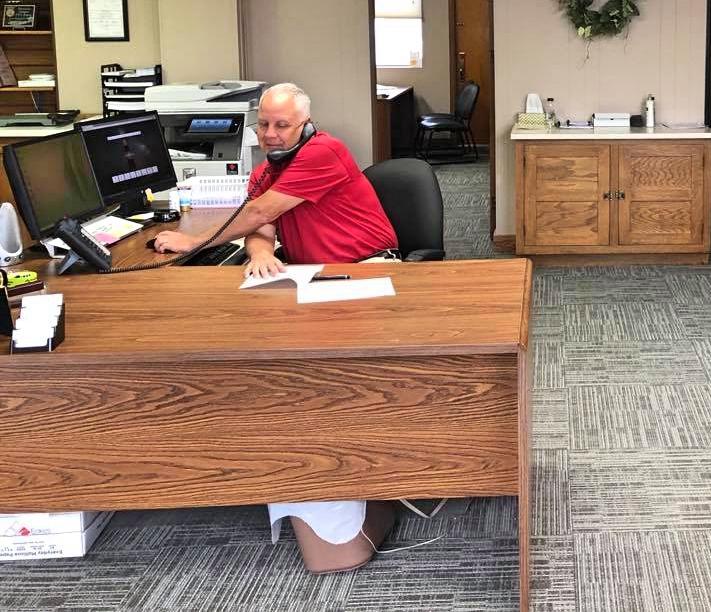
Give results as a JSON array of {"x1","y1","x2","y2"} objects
[{"x1": 516, "y1": 112, "x2": 547, "y2": 129}]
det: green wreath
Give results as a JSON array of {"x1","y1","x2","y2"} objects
[{"x1": 558, "y1": 0, "x2": 640, "y2": 40}]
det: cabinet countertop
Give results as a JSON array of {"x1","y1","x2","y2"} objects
[
  {"x1": 0, "y1": 123, "x2": 73, "y2": 139},
  {"x1": 511, "y1": 125, "x2": 711, "y2": 140}
]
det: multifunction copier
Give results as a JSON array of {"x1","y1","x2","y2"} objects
[{"x1": 144, "y1": 80, "x2": 266, "y2": 180}]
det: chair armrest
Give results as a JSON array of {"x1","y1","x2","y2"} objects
[{"x1": 404, "y1": 249, "x2": 445, "y2": 262}]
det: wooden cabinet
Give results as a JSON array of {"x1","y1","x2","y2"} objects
[{"x1": 516, "y1": 140, "x2": 710, "y2": 255}]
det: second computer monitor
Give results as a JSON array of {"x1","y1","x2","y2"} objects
[
  {"x1": 3, "y1": 130, "x2": 105, "y2": 241},
  {"x1": 78, "y1": 112, "x2": 176, "y2": 212}
]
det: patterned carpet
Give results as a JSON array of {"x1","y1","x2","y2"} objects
[{"x1": 4, "y1": 163, "x2": 711, "y2": 611}]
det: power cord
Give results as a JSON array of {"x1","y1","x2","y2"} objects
[{"x1": 360, "y1": 498, "x2": 450, "y2": 555}]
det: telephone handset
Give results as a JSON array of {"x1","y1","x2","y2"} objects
[
  {"x1": 266, "y1": 122, "x2": 317, "y2": 164},
  {"x1": 54, "y1": 218, "x2": 112, "y2": 273}
]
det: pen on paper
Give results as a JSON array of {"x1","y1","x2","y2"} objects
[{"x1": 311, "y1": 274, "x2": 351, "y2": 282}]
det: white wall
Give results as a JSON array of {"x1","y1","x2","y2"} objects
[
  {"x1": 157, "y1": 0, "x2": 240, "y2": 82},
  {"x1": 377, "y1": 0, "x2": 451, "y2": 116},
  {"x1": 494, "y1": 0, "x2": 707, "y2": 236},
  {"x1": 243, "y1": 0, "x2": 374, "y2": 168},
  {"x1": 54, "y1": 0, "x2": 161, "y2": 114}
]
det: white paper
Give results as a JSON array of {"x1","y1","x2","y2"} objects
[
  {"x1": 239, "y1": 265, "x2": 323, "y2": 290},
  {"x1": 297, "y1": 277, "x2": 395, "y2": 304},
  {"x1": 21, "y1": 294, "x2": 63, "y2": 308},
  {"x1": 86, "y1": 0, "x2": 126, "y2": 39},
  {"x1": 243, "y1": 126, "x2": 259, "y2": 147},
  {"x1": 661, "y1": 122, "x2": 706, "y2": 130}
]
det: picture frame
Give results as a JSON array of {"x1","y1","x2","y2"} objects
[
  {"x1": 83, "y1": 0, "x2": 129, "y2": 42},
  {"x1": 2, "y1": 3, "x2": 36, "y2": 30}
]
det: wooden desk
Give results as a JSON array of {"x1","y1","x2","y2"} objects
[
  {"x1": 374, "y1": 85, "x2": 415, "y2": 162},
  {"x1": 0, "y1": 259, "x2": 532, "y2": 610}
]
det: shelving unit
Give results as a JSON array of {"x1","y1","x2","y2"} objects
[
  {"x1": 100, "y1": 63, "x2": 162, "y2": 117},
  {"x1": 0, "y1": 0, "x2": 57, "y2": 114}
]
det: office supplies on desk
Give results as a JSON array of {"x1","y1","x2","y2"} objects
[
  {"x1": 178, "y1": 175, "x2": 250, "y2": 208},
  {"x1": 181, "y1": 242, "x2": 244, "y2": 266},
  {"x1": 10, "y1": 293, "x2": 65, "y2": 353},
  {"x1": 0, "y1": 202, "x2": 23, "y2": 266},
  {"x1": 6, "y1": 270, "x2": 37, "y2": 288},
  {"x1": 240, "y1": 265, "x2": 324, "y2": 290},
  {"x1": 82, "y1": 216, "x2": 143, "y2": 245},
  {"x1": 0, "y1": 279, "x2": 11, "y2": 336},
  {"x1": 592, "y1": 112, "x2": 631, "y2": 127},
  {"x1": 297, "y1": 277, "x2": 395, "y2": 304},
  {"x1": 54, "y1": 218, "x2": 112, "y2": 273}
]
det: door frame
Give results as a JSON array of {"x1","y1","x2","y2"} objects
[{"x1": 449, "y1": 0, "x2": 497, "y2": 239}]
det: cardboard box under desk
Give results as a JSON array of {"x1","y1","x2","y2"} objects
[{"x1": 0, "y1": 511, "x2": 114, "y2": 561}]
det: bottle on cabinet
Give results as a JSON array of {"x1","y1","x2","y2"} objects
[
  {"x1": 544, "y1": 97, "x2": 557, "y2": 128},
  {"x1": 645, "y1": 94, "x2": 655, "y2": 128}
]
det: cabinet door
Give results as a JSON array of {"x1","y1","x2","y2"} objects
[
  {"x1": 524, "y1": 144, "x2": 610, "y2": 247},
  {"x1": 618, "y1": 143, "x2": 704, "y2": 246}
]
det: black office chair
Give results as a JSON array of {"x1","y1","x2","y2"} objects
[
  {"x1": 414, "y1": 81, "x2": 479, "y2": 163},
  {"x1": 363, "y1": 158, "x2": 445, "y2": 262}
]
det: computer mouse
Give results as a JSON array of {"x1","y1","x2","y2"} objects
[{"x1": 146, "y1": 238, "x2": 157, "y2": 250}]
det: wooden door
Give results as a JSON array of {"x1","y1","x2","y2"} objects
[
  {"x1": 618, "y1": 143, "x2": 705, "y2": 246},
  {"x1": 523, "y1": 144, "x2": 611, "y2": 247},
  {"x1": 454, "y1": 0, "x2": 491, "y2": 146}
]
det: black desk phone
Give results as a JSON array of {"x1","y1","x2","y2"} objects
[{"x1": 54, "y1": 218, "x2": 112, "y2": 273}]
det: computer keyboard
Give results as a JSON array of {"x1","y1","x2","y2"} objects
[{"x1": 181, "y1": 242, "x2": 246, "y2": 266}]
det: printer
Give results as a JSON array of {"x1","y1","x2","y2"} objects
[{"x1": 145, "y1": 80, "x2": 266, "y2": 180}]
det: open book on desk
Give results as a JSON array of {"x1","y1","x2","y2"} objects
[
  {"x1": 44, "y1": 215, "x2": 144, "y2": 256},
  {"x1": 239, "y1": 265, "x2": 396, "y2": 304}
]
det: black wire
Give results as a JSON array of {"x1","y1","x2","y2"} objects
[{"x1": 99, "y1": 164, "x2": 276, "y2": 274}]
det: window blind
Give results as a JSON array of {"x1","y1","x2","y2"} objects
[{"x1": 374, "y1": 0, "x2": 422, "y2": 19}]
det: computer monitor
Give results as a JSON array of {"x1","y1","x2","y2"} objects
[
  {"x1": 77, "y1": 112, "x2": 176, "y2": 214},
  {"x1": 4, "y1": 130, "x2": 106, "y2": 241}
]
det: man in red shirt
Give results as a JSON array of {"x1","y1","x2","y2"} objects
[{"x1": 151, "y1": 83, "x2": 398, "y2": 278}]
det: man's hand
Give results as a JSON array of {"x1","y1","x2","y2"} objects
[
  {"x1": 151, "y1": 231, "x2": 201, "y2": 254},
  {"x1": 244, "y1": 250, "x2": 286, "y2": 278}
]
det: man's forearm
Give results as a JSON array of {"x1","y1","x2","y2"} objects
[
  {"x1": 195, "y1": 205, "x2": 271, "y2": 248},
  {"x1": 245, "y1": 232, "x2": 275, "y2": 258}
]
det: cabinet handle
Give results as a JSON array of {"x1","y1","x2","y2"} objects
[
  {"x1": 603, "y1": 192, "x2": 612, "y2": 200},
  {"x1": 618, "y1": 191, "x2": 625, "y2": 199}
]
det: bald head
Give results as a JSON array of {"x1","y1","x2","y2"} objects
[
  {"x1": 256, "y1": 83, "x2": 312, "y2": 154},
  {"x1": 259, "y1": 83, "x2": 311, "y2": 121}
]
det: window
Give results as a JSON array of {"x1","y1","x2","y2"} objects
[{"x1": 374, "y1": 0, "x2": 423, "y2": 68}]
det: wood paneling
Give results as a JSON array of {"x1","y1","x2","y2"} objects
[
  {"x1": 0, "y1": 353, "x2": 521, "y2": 509},
  {"x1": 523, "y1": 144, "x2": 610, "y2": 247},
  {"x1": 619, "y1": 143, "x2": 704, "y2": 246}
]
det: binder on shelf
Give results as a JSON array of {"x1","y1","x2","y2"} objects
[
  {"x1": 0, "y1": 42, "x2": 16, "y2": 86},
  {"x1": 100, "y1": 63, "x2": 162, "y2": 117}
]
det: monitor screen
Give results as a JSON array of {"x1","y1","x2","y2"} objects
[
  {"x1": 78, "y1": 112, "x2": 176, "y2": 208},
  {"x1": 4, "y1": 131, "x2": 105, "y2": 241}
]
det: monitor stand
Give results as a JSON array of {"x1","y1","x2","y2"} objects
[{"x1": 116, "y1": 190, "x2": 151, "y2": 218}]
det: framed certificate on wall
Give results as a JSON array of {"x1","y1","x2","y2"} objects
[
  {"x1": 83, "y1": 0, "x2": 129, "y2": 42},
  {"x1": 2, "y1": 3, "x2": 36, "y2": 29}
]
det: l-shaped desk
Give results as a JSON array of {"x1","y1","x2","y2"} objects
[{"x1": 0, "y1": 225, "x2": 533, "y2": 610}]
